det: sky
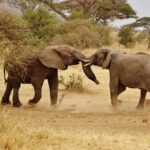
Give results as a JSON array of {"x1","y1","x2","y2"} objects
[
  {"x1": 128, "y1": 0, "x2": 150, "y2": 17},
  {"x1": 112, "y1": 0, "x2": 150, "y2": 27}
]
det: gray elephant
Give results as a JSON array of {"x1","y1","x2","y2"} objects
[
  {"x1": 83, "y1": 48, "x2": 150, "y2": 109},
  {"x1": 1, "y1": 45, "x2": 99, "y2": 107}
]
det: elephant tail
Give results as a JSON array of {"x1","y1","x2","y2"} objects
[{"x1": 3, "y1": 64, "x2": 7, "y2": 83}]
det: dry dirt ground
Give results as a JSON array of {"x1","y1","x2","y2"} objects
[{"x1": 1, "y1": 47, "x2": 150, "y2": 150}]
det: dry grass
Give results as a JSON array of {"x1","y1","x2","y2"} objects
[
  {"x1": 0, "y1": 108, "x2": 150, "y2": 150},
  {"x1": 1, "y1": 44, "x2": 150, "y2": 150}
]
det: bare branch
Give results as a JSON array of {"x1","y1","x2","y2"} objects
[{"x1": 39, "y1": 0, "x2": 68, "y2": 20}]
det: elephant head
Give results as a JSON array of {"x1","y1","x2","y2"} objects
[
  {"x1": 39, "y1": 45, "x2": 85, "y2": 69},
  {"x1": 82, "y1": 48, "x2": 112, "y2": 83},
  {"x1": 84, "y1": 49, "x2": 112, "y2": 69},
  {"x1": 39, "y1": 45, "x2": 99, "y2": 84}
]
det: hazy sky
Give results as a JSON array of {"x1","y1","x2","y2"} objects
[
  {"x1": 128, "y1": 0, "x2": 150, "y2": 17},
  {"x1": 112, "y1": 0, "x2": 150, "y2": 27}
]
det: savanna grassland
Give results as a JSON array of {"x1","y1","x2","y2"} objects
[
  {"x1": 0, "y1": 0, "x2": 150, "y2": 149},
  {"x1": 1, "y1": 44, "x2": 150, "y2": 150}
]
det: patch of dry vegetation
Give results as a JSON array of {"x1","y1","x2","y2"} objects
[
  {"x1": 59, "y1": 74, "x2": 84, "y2": 92},
  {"x1": 0, "y1": 108, "x2": 150, "y2": 150},
  {"x1": 4, "y1": 45, "x2": 39, "y2": 82}
]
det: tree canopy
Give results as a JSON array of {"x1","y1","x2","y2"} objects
[
  {"x1": 6, "y1": 0, "x2": 136, "y2": 24},
  {"x1": 59, "y1": 0, "x2": 136, "y2": 24},
  {"x1": 131, "y1": 17, "x2": 150, "y2": 30}
]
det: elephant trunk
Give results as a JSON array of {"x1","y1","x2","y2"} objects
[
  {"x1": 73, "y1": 50, "x2": 99, "y2": 84},
  {"x1": 82, "y1": 63, "x2": 99, "y2": 84}
]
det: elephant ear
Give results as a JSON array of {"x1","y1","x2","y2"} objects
[
  {"x1": 102, "y1": 49, "x2": 112, "y2": 69},
  {"x1": 38, "y1": 46, "x2": 67, "y2": 70}
]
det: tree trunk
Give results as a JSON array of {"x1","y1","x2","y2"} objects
[
  {"x1": 147, "y1": 29, "x2": 150, "y2": 50},
  {"x1": 148, "y1": 38, "x2": 150, "y2": 50},
  {"x1": 40, "y1": 0, "x2": 68, "y2": 20}
]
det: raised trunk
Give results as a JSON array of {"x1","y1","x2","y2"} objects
[{"x1": 82, "y1": 63, "x2": 99, "y2": 84}]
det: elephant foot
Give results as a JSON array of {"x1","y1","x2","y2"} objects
[
  {"x1": 1, "y1": 100, "x2": 11, "y2": 105},
  {"x1": 13, "y1": 102, "x2": 22, "y2": 107},
  {"x1": 111, "y1": 101, "x2": 118, "y2": 107},
  {"x1": 111, "y1": 102, "x2": 118, "y2": 111},
  {"x1": 28, "y1": 99, "x2": 38, "y2": 105},
  {"x1": 136, "y1": 104, "x2": 144, "y2": 110},
  {"x1": 50, "y1": 104, "x2": 58, "y2": 110}
]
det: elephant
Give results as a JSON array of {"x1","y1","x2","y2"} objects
[
  {"x1": 1, "y1": 45, "x2": 99, "y2": 107},
  {"x1": 83, "y1": 48, "x2": 150, "y2": 109}
]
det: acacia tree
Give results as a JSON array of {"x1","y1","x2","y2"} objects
[
  {"x1": 131, "y1": 17, "x2": 150, "y2": 49},
  {"x1": 6, "y1": 0, "x2": 68, "y2": 19},
  {"x1": 55, "y1": 0, "x2": 136, "y2": 24},
  {"x1": 6, "y1": 0, "x2": 40, "y2": 13},
  {"x1": 6, "y1": 0, "x2": 136, "y2": 24}
]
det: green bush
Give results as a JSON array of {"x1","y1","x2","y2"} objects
[
  {"x1": 136, "y1": 30, "x2": 148, "y2": 44},
  {"x1": 0, "y1": 9, "x2": 45, "y2": 50},
  {"x1": 52, "y1": 19, "x2": 112, "y2": 49},
  {"x1": 23, "y1": 7, "x2": 58, "y2": 44},
  {"x1": 118, "y1": 26, "x2": 135, "y2": 48},
  {"x1": 0, "y1": 9, "x2": 43, "y2": 66}
]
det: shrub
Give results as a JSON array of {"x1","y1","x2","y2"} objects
[
  {"x1": 118, "y1": 26, "x2": 135, "y2": 48},
  {"x1": 136, "y1": 30, "x2": 148, "y2": 44},
  {"x1": 23, "y1": 7, "x2": 58, "y2": 44},
  {"x1": 0, "y1": 9, "x2": 41, "y2": 45},
  {"x1": 0, "y1": 9, "x2": 44, "y2": 60},
  {"x1": 0, "y1": 9, "x2": 46, "y2": 71},
  {"x1": 52, "y1": 19, "x2": 112, "y2": 49},
  {"x1": 59, "y1": 74, "x2": 84, "y2": 92},
  {"x1": 4, "y1": 45, "x2": 39, "y2": 81}
]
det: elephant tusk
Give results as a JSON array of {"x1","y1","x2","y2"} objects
[
  {"x1": 84, "y1": 62, "x2": 92, "y2": 66},
  {"x1": 81, "y1": 59, "x2": 91, "y2": 62}
]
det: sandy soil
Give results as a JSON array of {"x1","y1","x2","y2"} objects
[{"x1": 1, "y1": 48, "x2": 150, "y2": 149}]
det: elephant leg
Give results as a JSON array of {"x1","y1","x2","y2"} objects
[
  {"x1": 48, "y1": 70, "x2": 58, "y2": 105},
  {"x1": 109, "y1": 77, "x2": 119, "y2": 107},
  {"x1": 116, "y1": 84, "x2": 126, "y2": 105},
  {"x1": 12, "y1": 83, "x2": 22, "y2": 107},
  {"x1": 110, "y1": 92, "x2": 118, "y2": 107},
  {"x1": 28, "y1": 78, "x2": 44, "y2": 104},
  {"x1": 118, "y1": 84, "x2": 126, "y2": 96},
  {"x1": 136, "y1": 89, "x2": 147, "y2": 109},
  {"x1": 1, "y1": 79, "x2": 12, "y2": 105}
]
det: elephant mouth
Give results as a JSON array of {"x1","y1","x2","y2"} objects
[
  {"x1": 83, "y1": 55, "x2": 96, "y2": 67},
  {"x1": 83, "y1": 59, "x2": 95, "y2": 67},
  {"x1": 73, "y1": 59, "x2": 80, "y2": 65}
]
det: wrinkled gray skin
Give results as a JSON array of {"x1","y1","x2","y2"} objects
[
  {"x1": 84, "y1": 48, "x2": 150, "y2": 109},
  {"x1": 1, "y1": 45, "x2": 99, "y2": 107}
]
